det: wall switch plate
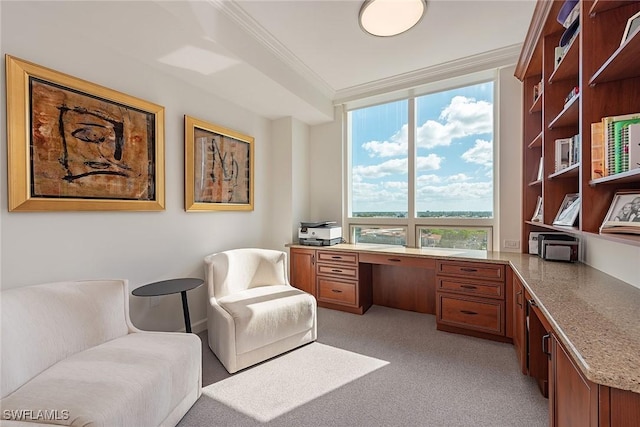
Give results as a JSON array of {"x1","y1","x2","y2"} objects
[{"x1": 504, "y1": 239, "x2": 520, "y2": 249}]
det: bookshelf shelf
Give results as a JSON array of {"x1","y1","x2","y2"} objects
[
  {"x1": 516, "y1": 0, "x2": 640, "y2": 252},
  {"x1": 549, "y1": 37, "x2": 580, "y2": 84},
  {"x1": 528, "y1": 131, "x2": 543, "y2": 148},
  {"x1": 530, "y1": 93, "x2": 543, "y2": 113},
  {"x1": 589, "y1": 24, "x2": 640, "y2": 85},
  {"x1": 549, "y1": 95, "x2": 579, "y2": 129},
  {"x1": 549, "y1": 163, "x2": 580, "y2": 179},
  {"x1": 589, "y1": 0, "x2": 632, "y2": 16},
  {"x1": 590, "y1": 168, "x2": 640, "y2": 186}
]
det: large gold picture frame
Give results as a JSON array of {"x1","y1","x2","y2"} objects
[
  {"x1": 6, "y1": 55, "x2": 165, "y2": 211},
  {"x1": 184, "y1": 115, "x2": 254, "y2": 212}
]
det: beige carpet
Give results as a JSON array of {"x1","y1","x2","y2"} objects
[
  {"x1": 202, "y1": 342, "x2": 389, "y2": 422},
  {"x1": 179, "y1": 306, "x2": 548, "y2": 426}
]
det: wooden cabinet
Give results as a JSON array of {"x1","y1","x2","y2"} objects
[
  {"x1": 527, "y1": 293, "x2": 552, "y2": 398},
  {"x1": 550, "y1": 333, "x2": 598, "y2": 427},
  {"x1": 435, "y1": 260, "x2": 507, "y2": 341},
  {"x1": 290, "y1": 247, "x2": 372, "y2": 314},
  {"x1": 289, "y1": 247, "x2": 316, "y2": 296},
  {"x1": 316, "y1": 250, "x2": 371, "y2": 314},
  {"x1": 512, "y1": 274, "x2": 527, "y2": 375},
  {"x1": 515, "y1": 0, "x2": 640, "y2": 249}
]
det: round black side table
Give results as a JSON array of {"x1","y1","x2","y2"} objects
[{"x1": 132, "y1": 278, "x2": 204, "y2": 333}]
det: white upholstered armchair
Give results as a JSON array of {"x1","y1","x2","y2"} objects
[{"x1": 204, "y1": 248, "x2": 317, "y2": 373}]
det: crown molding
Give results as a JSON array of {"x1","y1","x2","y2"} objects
[
  {"x1": 333, "y1": 43, "x2": 523, "y2": 105},
  {"x1": 211, "y1": 0, "x2": 336, "y2": 99}
]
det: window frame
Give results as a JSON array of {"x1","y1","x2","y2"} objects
[{"x1": 343, "y1": 70, "x2": 499, "y2": 250}]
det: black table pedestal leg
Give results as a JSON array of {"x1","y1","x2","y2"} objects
[{"x1": 181, "y1": 291, "x2": 192, "y2": 333}]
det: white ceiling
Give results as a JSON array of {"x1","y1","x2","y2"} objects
[{"x1": 10, "y1": 0, "x2": 537, "y2": 125}]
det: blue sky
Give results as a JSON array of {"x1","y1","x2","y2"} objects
[{"x1": 350, "y1": 82, "x2": 494, "y2": 213}]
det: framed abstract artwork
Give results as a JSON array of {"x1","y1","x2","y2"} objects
[
  {"x1": 184, "y1": 115, "x2": 254, "y2": 211},
  {"x1": 6, "y1": 55, "x2": 165, "y2": 211}
]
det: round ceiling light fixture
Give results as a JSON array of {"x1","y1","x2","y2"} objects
[{"x1": 359, "y1": 0, "x2": 427, "y2": 37}]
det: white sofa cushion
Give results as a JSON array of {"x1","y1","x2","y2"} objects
[
  {"x1": 218, "y1": 285, "x2": 316, "y2": 355},
  {"x1": 1, "y1": 332, "x2": 200, "y2": 427},
  {"x1": 1, "y1": 281, "x2": 130, "y2": 398},
  {"x1": 207, "y1": 248, "x2": 288, "y2": 298}
]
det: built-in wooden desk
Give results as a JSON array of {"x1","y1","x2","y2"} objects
[{"x1": 287, "y1": 243, "x2": 640, "y2": 425}]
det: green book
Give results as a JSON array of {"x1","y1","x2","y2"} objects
[{"x1": 604, "y1": 114, "x2": 640, "y2": 174}]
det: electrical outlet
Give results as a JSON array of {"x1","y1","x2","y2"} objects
[{"x1": 504, "y1": 239, "x2": 520, "y2": 249}]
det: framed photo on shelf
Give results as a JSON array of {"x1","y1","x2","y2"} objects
[
  {"x1": 600, "y1": 191, "x2": 640, "y2": 235},
  {"x1": 621, "y1": 10, "x2": 640, "y2": 46},
  {"x1": 184, "y1": 115, "x2": 254, "y2": 212},
  {"x1": 531, "y1": 196, "x2": 543, "y2": 222},
  {"x1": 553, "y1": 193, "x2": 580, "y2": 226},
  {"x1": 6, "y1": 55, "x2": 165, "y2": 212}
]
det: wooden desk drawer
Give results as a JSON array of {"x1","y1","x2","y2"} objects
[
  {"x1": 317, "y1": 251, "x2": 358, "y2": 266},
  {"x1": 317, "y1": 278, "x2": 357, "y2": 306},
  {"x1": 436, "y1": 261, "x2": 505, "y2": 281},
  {"x1": 437, "y1": 293, "x2": 504, "y2": 335},
  {"x1": 437, "y1": 277, "x2": 503, "y2": 299},
  {"x1": 359, "y1": 253, "x2": 435, "y2": 269},
  {"x1": 317, "y1": 264, "x2": 358, "y2": 279}
]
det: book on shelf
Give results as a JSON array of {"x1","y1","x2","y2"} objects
[
  {"x1": 591, "y1": 121, "x2": 605, "y2": 179},
  {"x1": 604, "y1": 113, "x2": 640, "y2": 176},
  {"x1": 626, "y1": 123, "x2": 640, "y2": 171},
  {"x1": 555, "y1": 138, "x2": 571, "y2": 172},
  {"x1": 570, "y1": 133, "x2": 580, "y2": 166},
  {"x1": 537, "y1": 156, "x2": 543, "y2": 181},
  {"x1": 532, "y1": 80, "x2": 542, "y2": 103}
]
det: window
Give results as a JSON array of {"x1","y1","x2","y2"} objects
[{"x1": 346, "y1": 76, "x2": 495, "y2": 249}]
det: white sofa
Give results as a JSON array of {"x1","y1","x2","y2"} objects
[
  {"x1": 205, "y1": 248, "x2": 317, "y2": 373},
  {"x1": 0, "y1": 280, "x2": 202, "y2": 427}
]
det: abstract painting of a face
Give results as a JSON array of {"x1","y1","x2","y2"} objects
[{"x1": 30, "y1": 78, "x2": 155, "y2": 200}]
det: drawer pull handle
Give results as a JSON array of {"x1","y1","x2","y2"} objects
[
  {"x1": 460, "y1": 310, "x2": 478, "y2": 315},
  {"x1": 460, "y1": 268, "x2": 477, "y2": 272},
  {"x1": 542, "y1": 334, "x2": 551, "y2": 357},
  {"x1": 460, "y1": 285, "x2": 477, "y2": 290},
  {"x1": 331, "y1": 256, "x2": 343, "y2": 259},
  {"x1": 331, "y1": 289, "x2": 343, "y2": 293},
  {"x1": 516, "y1": 290, "x2": 523, "y2": 308},
  {"x1": 331, "y1": 269, "x2": 343, "y2": 273},
  {"x1": 388, "y1": 258, "x2": 402, "y2": 262}
]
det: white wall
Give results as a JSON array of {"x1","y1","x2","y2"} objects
[
  {"x1": 268, "y1": 117, "x2": 311, "y2": 250},
  {"x1": 497, "y1": 65, "x2": 524, "y2": 252},
  {"x1": 0, "y1": 1, "x2": 284, "y2": 332},
  {"x1": 309, "y1": 106, "x2": 344, "y2": 224}
]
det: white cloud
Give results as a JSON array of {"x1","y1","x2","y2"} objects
[
  {"x1": 417, "y1": 174, "x2": 441, "y2": 185},
  {"x1": 361, "y1": 125, "x2": 408, "y2": 157},
  {"x1": 354, "y1": 154, "x2": 442, "y2": 180},
  {"x1": 461, "y1": 139, "x2": 493, "y2": 167},
  {"x1": 439, "y1": 96, "x2": 493, "y2": 135},
  {"x1": 448, "y1": 173, "x2": 471, "y2": 182},
  {"x1": 416, "y1": 181, "x2": 493, "y2": 201},
  {"x1": 353, "y1": 158, "x2": 408, "y2": 179},
  {"x1": 352, "y1": 182, "x2": 407, "y2": 207},
  {"x1": 361, "y1": 96, "x2": 493, "y2": 157},
  {"x1": 416, "y1": 154, "x2": 443, "y2": 171}
]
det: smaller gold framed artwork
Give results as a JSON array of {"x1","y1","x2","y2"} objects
[
  {"x1": 184, "y1": 116, "x2": 254, "y2": 211},
  {"x1": 6, "y1": 55, "x2": 165, "y2": 211}
]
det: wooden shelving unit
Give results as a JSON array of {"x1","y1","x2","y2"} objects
[{"x1": 515, "y1": 0, "x2": 640, "y2": 250}]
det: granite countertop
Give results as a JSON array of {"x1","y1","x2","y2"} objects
[{"x1": 288, "y1": 243, "x2": 640, "y2": 393}]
